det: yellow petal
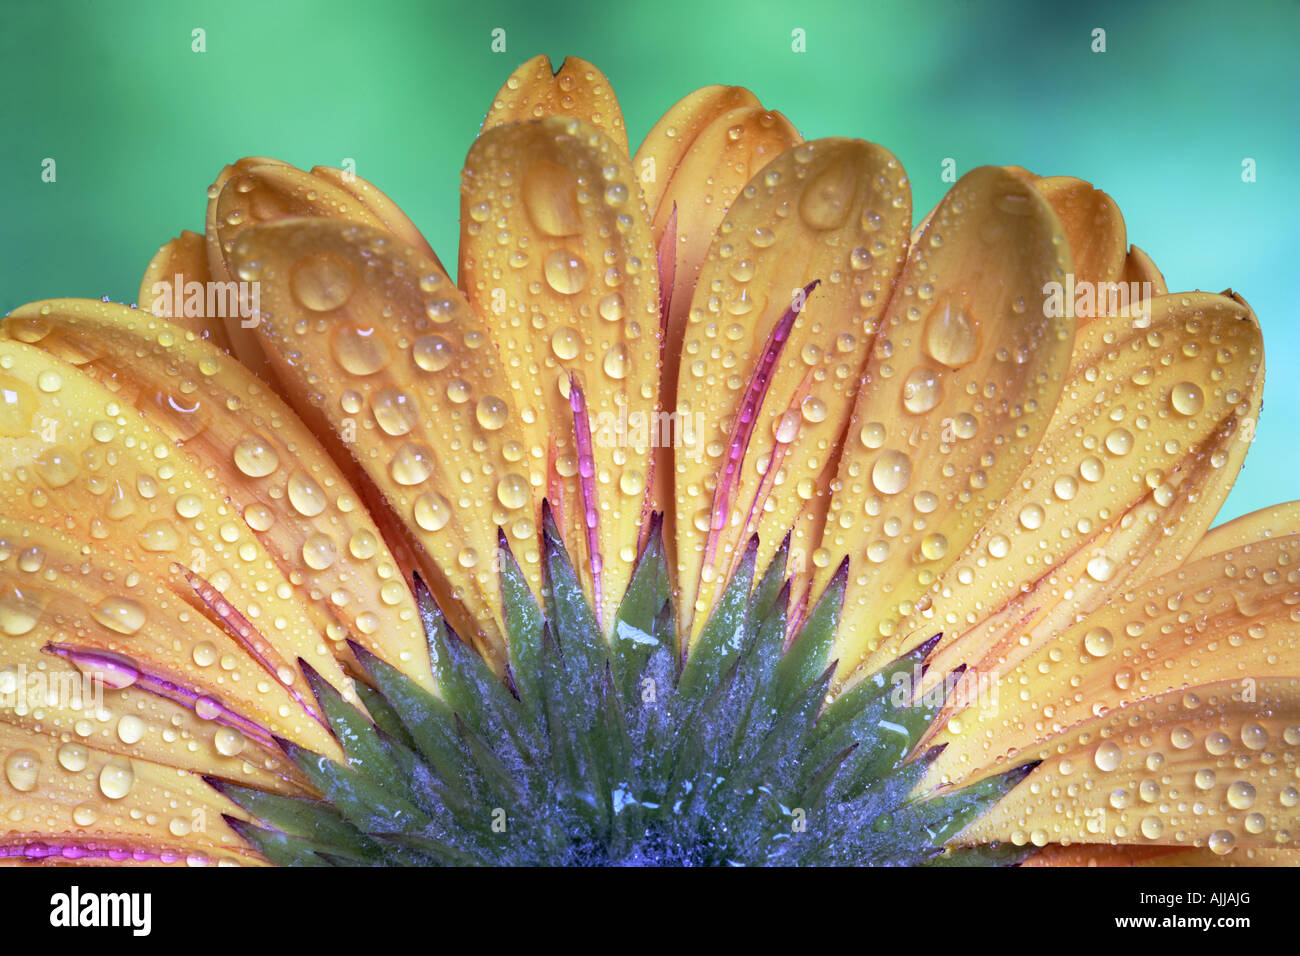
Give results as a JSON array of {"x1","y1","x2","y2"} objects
[
  {"x1": 138, "y1": 230, "x2": 233, "y2": 351},
  {"x1": 1024, "y1": 844, "x2": 1300, "y2": 866},
  {"x1": 458, "y1": 117, "x2": 659, "y2": 627},
  {"x1": 482, "y1": 55, "x2": 628, "y2": 156},
  {"x1": 634, "y1": 92, "x2": 801, "y2": 523},
  {"x1": 205, "y1": 158, "x2": 438, "y2": 386},
  {"x1": 671, "y1": 139, "x2": 912, "y2": 641},
  {"x1": 956, "y1": 680, "x2": 1300, "y2": 855},
  {"x1": 635, "y1": 84, "x2": 763, "y2": 225},
  {"x1": 0, "y1": 516, "x2": 329, "y2": 780},
  {"x1": 3, "y1": 298, "x2": 432, "y2": 692},
  {"x1": 815, "y1": 166, "x2": 1075, "y2": 682},
  {"x1": 0, "y1": 722, "x2": 264, "y2": 865},
  {"x1": 914, "y1": 292, "x2": 1263, "y2": 718},
  {"x1": 1032, "y1": 176, "x2": 1127, "y2": 312},
  {"x1": 929, "y1": 501, "x2": 1300, "y2": 798},
  {"x1": 1121, "y1": 243, "x2": 1168, "y2": 299},
  {"x1": 0, "y1": 332, "x2": 357, "y2": 724},
  {"x1": 229, "y1": 217, "x2": 536, "y2": 668}
]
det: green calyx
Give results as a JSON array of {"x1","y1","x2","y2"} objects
[{"x1": 215, "y1": 510, "x2": 1030, "y2": 866}]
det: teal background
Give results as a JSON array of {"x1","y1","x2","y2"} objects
[{"x1": 1, "y1": 0, "x2": 1296, "y2": 523}]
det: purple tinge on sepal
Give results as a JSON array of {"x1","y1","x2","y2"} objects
[
  {"x1": 43, "y1": 642, "x2": 277, "y2": 752},
  {"x1": 703, "y1": 281, "x2": 820, "y2": 568},
  {"x1": 568, "y1": 372, "x2": 605, "y2": 630}
]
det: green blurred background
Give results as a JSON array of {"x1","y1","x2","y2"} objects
[{"x1": 2, "y1": 0, "x2": 1296, "y2": 522}]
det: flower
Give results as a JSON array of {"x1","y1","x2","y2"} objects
[{"x1": 0, "y1": 55, "x2": 1294, "y2": 866}]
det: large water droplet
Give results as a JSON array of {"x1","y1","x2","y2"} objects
[
  {"x1": 287, "y1": 471, "x2": 328, "y2": 517},
  {"x1": 4, "y1": 750, "x2": 39, "y2": 792},
  {"x1": 371, "y1": 388, "x2": 418, "y2": 436},
  {"x1": 603, "y1": 344, "x2": 630, "y2": 380},
  {"x1": 0, "y1": 585, "x2": 43, "y2": 637},
  {"x1": 902, "y1": 366, "x2": 942, "y2": 414},
  {"x1": 331, "y1": 323, "x2": 389, "y2": 375},
  {"x1": 412, "y1": 335, "x2": 453, "y2": 372},
  {"x1": 98, "y1": 760, "x2": 134, "y2": 800},
  {"x1": 925, "y1": 298, "x2": 979, "y2": 368},
  {"x1": 476, "y1": 395, "x2": 508, "y2": 431},
  {"x1": 390, "y1": 443, "x2": 435, "y2": 486},
  {"x1": 302, "y1": 533, "x2": 337, "y2": 571},
  {"x1": 544, "y1": 250, "x2": 589, "y2": 296},
  {"x1": 872, "y1": 450, "x2": 912, "y2": 495},
  {"x1": 91, "y1": 596, "x2": 147, "y2": 635},
  {"x1": 292, "y1": 252, "x2": 356, "y2": 311},
  {"x1": 1083, "y1": 626, "x2": 1113, "y2": 658},
  {"x1": 497, "y1": 473, "x2": 530, "y2": 510},
  {"x1": 233, "y1": 433, "x2": 279, "y2": 478},
  {"x1": 798, "y1": 153, "x2": 855, "y2": 230},
  {"x1": 523, "y1": 158, "x2": 582, "y2": 237},
  {"x1": 551, "y1": 326, "x2": 582, "y2": 361},
  {"x1": 1170, "y1": 381, "x2": 1204, "y2": 416},
  {"x1": 413, "y1": 492, "x2": 451, "y2": 531}
]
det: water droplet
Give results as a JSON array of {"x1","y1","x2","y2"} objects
[
  {"x1": 390, "y1": 443, "x2": 434, "y2": 486},
  {"x1": 1080, "y1": 455, "x2": 1105, "y2": 482},
  {"x1": 1018, "y1": 504, "x2": 1045, "y2": 530},
  {"x1": 1226, "y1": 780, "x2": 1256, "y2": 810},
  {"x1": 286, "y1": 471, "x2": 327, "y2": 517},
  {"x1": 1104, "y1": 427, "x2": 1134, "y2": 456},
  {"x1": 331, "y1": 323, "x2": 389, "y2": 375},
  {"x1": 772, "y1": 411, "x2": 801, "y2": 444},
  {"x1": 902, "y1": 366, "x2": 942, "y2": 414},
  {"x1": 301, "y1": 533, "x2": 337, "y2": 570},
  {"x1": 919, "y1": 533, "x2": 948, "y2": 561},
  {"x1": 925, "y1": 298, "x2": 979, "y2": 367},
  {"x1": 4, "y1": 750, "x2": 39, "y2": 792},
  {"x1": 116, "y1": 715, "x2": 145, "y2": 744},
  {"x1": 1094, "y1": 741, "x2": 1121, "y2": 772},
  {"x1": 137, "y1": 520, "x2": 180, "y2": 552},
  {"x1": 413, "y1": 492, "x2": 451, "y2": 532},
  {"x1": 1207, "y1": 830, "x2": 1236, "y2": 855},
  {"x1": 598, "y1": 293, "x2": 625, "y2": 322},
  {"x1": 859, "y1": 422, "x2": 886, "y2": 449},
  {"x1": 36, "y1": 447, "x2": 78, "y2": 488},
  {"x1": 1083, "y1": 626, "x2": 1113, "y2": 658},
  {"x1": 602, "y1": 344, "x2": 630, "y2": 380},
  {"x1": 1170, "y1": 381, "x2": 1204, "y2": 416},
  {"x1": 872, "y1": 450, "x2": 912, "y2": 495},
  {"x1": 215, "y1": 726, "x2": 245, "y2": 757},
  {"x1": 0, "y1": 585, "x2": 43, "y2": 637},
  {"x1": 551, "y1": 326, "x2": 582, "y2": 361},
  {"x1": 523, "y1": 159, "x2": 582, "y2": 236},
  {"x1": 233, "y1": 433, "x2": 280, "y2": 478},
  {"x1": 497, "y1": 474, "x2": 530, "y2": 510},
  {"x1": 798, "y1": 154, "x2": 855, "y2": 230},
  {"x1": 57, "y1": 743, "x2": 87, "y2": 773},
  {"x1": 371, "y1": 388, "x2": 418, "y2": 436},
  {"x1": 412, "y1": 335, "x2": 453, "y2": 372},
  {"x1": 91, "y1": 596, "x2": 147, "y2": 635},
  {"x1": 98, "y1": 760, "x2": 134, "y2": 800},
  {"x1": 292, "y1": 252, "x2": 355, "y2": 311},
  {"x1": 801, "y1": 397, "x2": 827, "y2": 423},
  {"x1": 544, "y1": 250, "x2": 588, "y2": 295}
]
